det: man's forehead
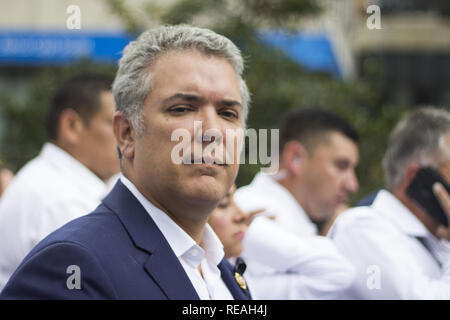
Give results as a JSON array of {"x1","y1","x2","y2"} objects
[
  {"x1": 311, "y1": 131, "x2": 359, "y2": 159},
  {"x1": 151, "y1": 48, "x2": 237, "y2": 81},
  {"x1": 144, "y1": 50, "x2": 242, "y2": 106},
  {"x1": 304, "y1": 131, "x2": 351, "y2": 149},
  {"x1": 437, "y1": 132, "x2": 450, "y2": 162},
  {"x1": 150, "y1": 48, "x2": 233, "y2": 72}
]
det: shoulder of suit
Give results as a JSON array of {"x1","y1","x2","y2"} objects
[{"x1": 29, "y1": 205, "x2": 120, "y2": 253}]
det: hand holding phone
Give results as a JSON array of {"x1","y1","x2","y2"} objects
[
  {"x1": 406, "y1": 167, "x2": 450, "y2": 227},
  {"x1": 431, "y1": 182, "x2": 450, "y2": 240}
]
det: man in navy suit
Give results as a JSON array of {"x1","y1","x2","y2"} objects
[{"x1": 1, "y1": 24, "x2": 251, "y2": 300}]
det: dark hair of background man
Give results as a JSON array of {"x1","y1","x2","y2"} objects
[
  {"x1": 279, "y1": 107, "x2": 359, "y2": 153},
  {"x1": 45, "y1": 73, "x2": 113, "y2": 141}
]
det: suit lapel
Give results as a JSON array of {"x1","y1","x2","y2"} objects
[
  {"x1": 143, "y1": 248, "x2": 199, "y2": 300},
  {"x1": 218, "y1": 259, "x2": 251, "y2": 300},
  {"x1": 103, "y1": 181, "x2": 199, "y2": 300}
]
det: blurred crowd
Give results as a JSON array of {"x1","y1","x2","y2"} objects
[{"x1": 0, "y1": 24, "x2": 450, "y2": 300}]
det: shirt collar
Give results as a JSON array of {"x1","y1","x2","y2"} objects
[
  {"x1": 372, "y1": 189, "x2": 430, "y2": 238},
  {"x1": 119, "y1": 175, "x2": 225, "y2": 266},
  {"x1": 202, "y1": 223, "x2": 226, "y2": 266},
  {"x1": 40, "y1": 142, "x2": 107, "y2": 194},
  {"x1": 252, "y1": 172, "x2": 318, "y2": 232}
]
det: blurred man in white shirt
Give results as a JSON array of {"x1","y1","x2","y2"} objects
[
  {"x1": 330, "y1": 107, "x2": 450, "y2": 299},
  {"x1": 235, "y1": 108, "x2": 359, "y2": 299},
  {"x1": 0, "y1": 163, "x2": 13, "y2": 198},
  {"x1": 0, "y1": 73, "x2": 120, "y2": 290}
]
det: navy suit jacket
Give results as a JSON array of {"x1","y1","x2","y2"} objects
[{"x1": 0, "y1": 181, "x2": 251, "y2": 300}]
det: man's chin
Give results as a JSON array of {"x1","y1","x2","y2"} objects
[
  {"x1": 309, "y1": 207, "x2": 335, "y2": 225},
  {"x1": 182, "y1": 181, "x2": 226, "y2": 205}
]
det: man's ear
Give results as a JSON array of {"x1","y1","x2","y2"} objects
[
  {"x1": 58, "y1": 109, "x2": 84, "y2": 145},
  {"x1": 113, "y1": 111, "x2": 135, "y2": 160},
  {"x1": 282, "y1": 141, "x2": 307, "y2": 176},
  {"x1": 397, "y1": 164, "x2": 421, "y2": 196},
  {"x1": 403, "y1": 165, "x2": 421, "y2": 188}
]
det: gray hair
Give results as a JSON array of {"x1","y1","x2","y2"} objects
[
  {"x1": 383, "y1": 107, "x2": 450, "y2": 191},
  {"x1": 112, "y1": 24, "x2": 250, "y2": 135}
]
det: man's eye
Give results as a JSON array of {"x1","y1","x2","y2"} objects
[
  {"x1": 220, "y1": 110, "x2": 238, "y2": 119},
  {"x1": 335, "y1": 161, "x2": 350, "y2": 171},
  {"x1": 170, "y1": 106, "x2": 192, "y2": 113}
]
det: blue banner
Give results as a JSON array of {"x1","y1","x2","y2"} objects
[
  {"x1": 0, "y1": 30, "x2": 133, "y2": 65},
  {"x1": 0, "y1": 29, "x2": 340, "y2": 77},
  {"x1": 259, "y1": 30, "x2": 341, "y2": 77}
]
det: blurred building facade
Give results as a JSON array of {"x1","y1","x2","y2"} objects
[
  {"x1": 0, "y1": 0, "x2": 136, "y2": 151},
  {"x1": 1, "y1": 0, "x2": 449, "y2": 101},
  {"x1": 351, "y1": 0, "x2": 450, "y2": 107}
]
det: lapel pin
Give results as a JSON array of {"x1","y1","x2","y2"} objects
[
  {"x1": 234, "y1": 272, "x2": 247, "y2": 290},
  {"x1": 233, "y1": 257, "x2": 248, "y2": 291}
]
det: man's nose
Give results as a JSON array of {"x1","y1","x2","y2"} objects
[
  {"x1": 194, "y1": 107, "x2": 223, "y2": 144},
  {"x1": 345, "y1": 170, "x2": 359, "y2": 193}
]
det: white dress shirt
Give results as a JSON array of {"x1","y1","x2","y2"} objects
[
  {"x1": 330, "y1": 189, "x2": 450, "y2": 299},
  {"x1": 120, "y1": 176, "x2": 233, "y2": 300},
  {"x1": 235, "y1": 172, "x2": 355, "y2": 299},
  {"x1": 243, "y1": 217, "x2": 355, "y2": 299},
  {"x1": 0, "y1": 143, "x2": 111, "y2": 290},
  {"x1": 234, "y1": 172, "x2": 317, "y2": 236}
]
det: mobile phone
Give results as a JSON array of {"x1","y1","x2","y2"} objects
[{"x1": 406, "y1": 167, "x2": 449, "y2": 227}]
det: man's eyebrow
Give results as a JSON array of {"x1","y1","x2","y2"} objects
[
  {"x1": 221, "y1": 99, "x2": 242, "y2": 108},
  {"x1": 163, "y1": 93, "x2": 204, "y2": 105},
  {"x1": 162, "y1": 93, "x2": 242, "y2": 108}
]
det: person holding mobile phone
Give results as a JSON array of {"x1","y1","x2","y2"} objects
[{"x1": 330, "y1": 107, "x2": 450, "y2": 299}]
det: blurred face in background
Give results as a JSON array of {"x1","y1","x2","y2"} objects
[
  {"x1": 209, "y1": 185, "x2": 247, "y2": 258},
  {"x1": 298, "y1": 131, "x2": 359, "y2": 224},
  {"x1": 436, "y1": 135, "x2": 450, "y2": 184},
  {"x1": 0, "y1": 167, "x2": 14, "y2": 196},
  {"x1": 77, "y1": 90, "x2": 120, "y2": 182}
]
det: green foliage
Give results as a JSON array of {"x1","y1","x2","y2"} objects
[{"x1": 104, "y1": 0, "x2": 142, "y2": 35}]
